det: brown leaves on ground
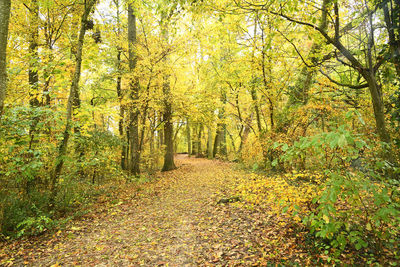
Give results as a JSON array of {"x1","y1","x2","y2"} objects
[{"x1": 0, "y1": 155, "x2": 309, "y2": 266}]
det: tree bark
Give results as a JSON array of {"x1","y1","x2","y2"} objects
[
  {"x1": 239, "y1": 115, "x2": 252, "y2": 154},
  {"x1": 51, "y1": 0, "x2": 96, "y2": 201},
  {"x1": 196, "y1": 123, "x2": 203, "y2": 157},
  {"x1": 383, "y1": 1, "x2": 400, "y2": 77},
  {"x1": 117, "y1": 48, "x2": 127, "y2": 170},
  {"x1": 28, "y1": 0, "x2": 40, "y2": 107},
  {"x1": 363, "y1": 71, "x2": 391, "y2": 143},
  {"x1": 162, "y1": 102, "x2": 176, "y2": 171},
  {"x1": 115, "y1": 0, "x2": 126, "y2": 170},
  {"x1": 186, "y1": 117, "x2": 191, "y2": 156},
  {"x1": 0, "y1": 0, "x2": 11, "y2": 119},
  {"x1": 161, "y1": 18, "x2": 176, "y2": 171},
  {"x1": 207, "y1": 125, "x2": 213, "y2": 159},
  {"x1": 251, "y1": 87, "x2": 262, "y2": 134},
  {"x1": 127, "y1": 4, "x2": 140, "y2": 175},
  {"x1": 213, "y1": 126, "x2": 221, "y2": 158},
  {"x1": 213, "y1": 95, "x2": 227, "y2": 158}
]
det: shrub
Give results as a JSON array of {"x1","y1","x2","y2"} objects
[{"x1": 303, "y1": 172, "x2": 400, "y2": 264}]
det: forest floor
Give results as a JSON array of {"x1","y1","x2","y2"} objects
[{"x1": 1, "y1": 155, "x2": 309, "y2": 266}]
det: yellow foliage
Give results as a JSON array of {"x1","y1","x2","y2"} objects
[{"x1": 233, "y1": 171, "x2": 323, "y2": 225}]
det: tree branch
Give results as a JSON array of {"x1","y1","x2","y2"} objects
[{"x1": 319, "y1": 68, "x2": 369, "y2": 89}]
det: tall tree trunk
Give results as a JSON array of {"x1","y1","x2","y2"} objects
[
  {"x1": 363, "y1": 71, "x2": 391, "y2": 143},
  {"x1": 162, "y1": 90, "x2": 176, "y2": 171},
  {"x1": 196, "y1": 123, "x2": 203, "y2": 157},
  {"x1": 213, "y1": 127, "x2": 221, "y2": 158},
  {"x1": 0, "y1": 0, "x2": 11, "y2": 233},
  {"x1": 251, "y1": 87, "x2": 262, "y2": 134},
  {"x1": 207, "y1": 125, "x2": 213, "y2": 159},
  {"x1": 220, "y1": 92, "x2": 227, "y2": 157},
  {"x1": 383, "y1": 1, "x2": 400, "y2": 77},
  {"x1": 28, "y1": 0, "x2": 40, "y2": 108},
  {"x1": 186, "y1": 117, "x2": 191, "y2": 156},
  {"x1": 158, "y1": 126, "x2": 164, "y2": 148},
  {"x1": 25, "y1": 0, "x2": 41, "y2": 194},
  {"x1": 0, "y1": 0, "x2": 11, "y2": 119},
  {"x1": 50, "y1": 0, "x2": 96, "y2": 202},
  {"x1": 117, "y1": 48, "x2": 127, "y2": 170},
  {"x1": 127, "y1": 4, "x2": 140, "y2": 175},
  {"x1": 213, "y1": 102, "x2": 227, "y2": 158},
  {"x1": 150, "y1": 116, "x2": 155, "y2": 155},
  {"x1": 191, "y1": 122, "x2": 197, "y2": 155},
  {"x1": 162, "y1": 102, "x2": 176, "y2": 171},
  {"x1": 221, "y1": 124, "x2": 227, "y2": 156},
  {"x1": 161, "y1": 20, "x2": 176, "y2": 171},
  {"x1": 239, "y1": 115, "x2": 252, "y2": 154}
]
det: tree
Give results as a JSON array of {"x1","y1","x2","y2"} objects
[
  {"x1": 51, "y1": 0, "x2": 97, "y2": 200},
  {"x1": 160, "y1": 6, "x2": 177, "y2": 171},
  {"x1": 28, "y1": 0, "x2": 40, "y2": 107},
  {"x1": 127, "y1": 2, "x2": 141, "y2": 175},
  {"x1": 286, "y1": 0, "x2": 331, "y2": 105},
  {"x1": 236, "y1": 0, "x2": 392, "y2": 143},
  {"x1": 112, "y1": 0, "x2": 128, "y2": 170},
  {"x1": 382, "y1": 0, "x2": 400, "y2": 77},
  {"x1": 0, "y1": 0, "x2": 11, "y2": 119}
]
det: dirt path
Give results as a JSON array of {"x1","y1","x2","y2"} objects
[{"x1": 4, "y1": 156, "x2": 277, "y2": 266}]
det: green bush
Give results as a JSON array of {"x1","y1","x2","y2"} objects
[
  {"x1": 303, "y1": 173, "x2": 400, "y2": 263},
  {"x1": 273, "y1": 124, "x2": 368, "y2": 171},
  {"x1": 17, "y1": 215, "x2": 54, "y2": 237}
]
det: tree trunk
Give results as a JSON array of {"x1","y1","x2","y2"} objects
[
  {"x1": 113, "y1": 0, "x2": 127, "y2": 170},
  {"x1": 197, "y1": 123, "x2": 203, "y2": 157},
  {"x1": 127, "y1": 4, "x2": 140, "y2": 175},
  {"x1": 383, "y1": 2, "x2": 400, "y2": 77},
  {"x1": 51, "y1": 0, "x2": 97, "y2": 201},
  {"x1": 186, "y1": 117, "x2": 191, "y2": 156},
  {"x1": 25, "y1": 0, "x2": 41, "y2": 194},
  {"x1": 221, "y1": 124, "x2": 227, "y2": 156},
  {"x1": 158, "y1": 127, "x2": 164, "y2": 148},
  {"x1": 207, "y1": 126, "x2": 213, "y2": 159},
  {"x1": 161, "y1": 19, "x2": 176, "y2": 171},
  {"x1": 0, "y1": 0, "x2": 11, "y2": 119},
  {"x1": 0, "y1": 0, "x2": 11, "y2": 230},
  {"x1": 239, "y1": 115, "x2": 252, "y2": 154},
  {"x1": 117, "y1": 49, "x2": 127, "y2": 170},
  {"x1": 363, "y1": 71, "x2": 391, "y2": 143},
  {"x1": 251, "y1": 88, "x2": 262, "y2": 134},
  {"x1": 162, "y1": 103, "x2": 176, "y2": 171},
  {"x1": 213, "y1": 122, "x2": 227, "y2": 158},
  {"x1": 191, "y1": 123, "x2": 197, "y2": 155},
  {"x1": 213, "y1": 127, "x2": 221, "y2": 158},
  {"x1": 213, "y1": 94, "x2": 227, "y2": 158},
  {"x1": 28, "y1": 0, "x2": 40, "y2": 107}
]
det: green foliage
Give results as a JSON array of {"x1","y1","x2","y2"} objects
[
  {"x1": 0, "y1": 107, "x2": 125, "y2": 237},
  {"x1": 17, "y1": 215, "x2": 53, "y2": 237},
  {"x1": 390, "y1": 89, "x2": 400, "y2": 150},
  {"x1": 1, "y1": 191, "x2": 52, "y2": 237},
  {"x1": 73, "y1": 129, "x2": 122, "y2": 181},
  {"x1": 303, "y1": 172, "x2": 400, "y2": 263},
  {"x1": 273, "y1": 124, "x2": 367, "y2": 171}
]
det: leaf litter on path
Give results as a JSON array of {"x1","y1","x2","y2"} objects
[{"x1": 1, "y1": 155, "x2": 308, "y2": 266}]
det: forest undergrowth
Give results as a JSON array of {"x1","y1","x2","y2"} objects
[
  {"x1": 2, "y1": 153, "x2": 398, "y2": 266},
  {"x1": 0, "y1": 155, "x2": 310, "y2": 266}
]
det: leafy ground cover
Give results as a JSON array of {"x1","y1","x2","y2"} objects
[{"x1": 1, "y1": 155, "x2": 314, "y2": 266}]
